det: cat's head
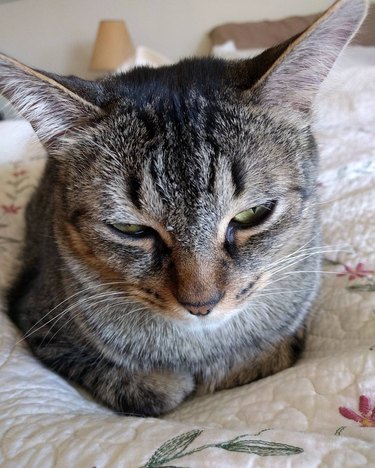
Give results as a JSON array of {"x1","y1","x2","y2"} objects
[{"x1": 0, "y1": 0, "x2": 367, "y2": 324}]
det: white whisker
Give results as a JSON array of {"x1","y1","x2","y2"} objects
[
  {"x1": 267, "y1": 248, "x2": 350, "y2": 278},
  {"x1": 20, "y1": 281, "x2": 132, "y2": 341},
  {"x1": 42, "y1": 297, "x2": 147, "y2": 347},
  {"x1": 19, "y1": 289, "x2": 133, "y2": 343}
]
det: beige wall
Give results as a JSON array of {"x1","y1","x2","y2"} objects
[{"x1": 0, "y1": 0, "x2": 368, "y2": 78}]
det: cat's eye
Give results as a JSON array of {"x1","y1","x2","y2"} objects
[
  {"x1": 231, "y1": 202, "x2": 276, "y2": 228},
  {"x1": 110, "y1": 223, "x2": 152, "y2": 238}
]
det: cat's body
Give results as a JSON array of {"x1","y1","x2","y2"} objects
[{"x1": 0, "y1": 0, "x2": 367, "y2": 416}]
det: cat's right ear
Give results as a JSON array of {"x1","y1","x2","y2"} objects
[
  {"x1": 248, "y1": 0, "x2": 368, "y2": 115},
  {"x1": 0, "y1": 53, "x2": 104, "y2": 151}
]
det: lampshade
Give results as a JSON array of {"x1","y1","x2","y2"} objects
[{"x1": 90, "y1": 20, "x2": 135, "y2": 71}]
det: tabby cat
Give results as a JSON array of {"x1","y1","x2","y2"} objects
[{"x1": 0, "y1": 0, "x2": 367, "y2": 416}]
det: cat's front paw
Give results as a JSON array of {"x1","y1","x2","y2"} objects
[{"x1": 113, "y1": 370, "x2": 195, "y2": 417}]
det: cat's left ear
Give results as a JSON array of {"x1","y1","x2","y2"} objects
[
  {"x1": 0, "y1": 53, "x2": 103, "y2": 151},
  {"x1": 251, "y1": 0, "x2": 368, "y2": 115}
]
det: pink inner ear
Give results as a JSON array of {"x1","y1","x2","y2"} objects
[
  {"x1": 254, "y1": 0, "x2": 368, "y2": 114},
  {"x1": 0, "y1": 54, "x2": 101, "y2": 150}
]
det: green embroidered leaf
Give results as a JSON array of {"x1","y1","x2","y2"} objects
[
  {"x1": 8, "y1": 177, "x2": 28, "y2": 188},
  {"x1": 0, "y1": 236, "x2": 20, "y2": 243},
  {"x1": 15, "y1": 184, "x2": 36, "y2": 195},
  {"x1": 335, "y1": 426, "x2": 346, "y2": 436},
  {"x1": 347, "y1": 283, "x2": 375, "y2": 292},
  {"x1": 217, "y1": 439, "x2": 303, "y2": 456},
  {"x1": 146, "y1": 429, "x2": 203, "y2": 466},
  {"x1": 323, "y1": 257, "x2": 343, "y2": 266},
  {"x1": 143, "y1": 432, "x2": 303, "y2": 467},
  {"x1": 251, "y1": 428, "x2": 272, "y2": 437}
]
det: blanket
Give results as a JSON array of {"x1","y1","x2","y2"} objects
[{"x1": 0, "y1": 66, "x2": 375, "y2": 467}]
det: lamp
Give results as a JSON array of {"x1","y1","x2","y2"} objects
[{"x1": 90, "y1": 20, "x2": 135, "y2": 72}]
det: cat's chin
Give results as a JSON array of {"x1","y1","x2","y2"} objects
[{"x1": 174, "y1": 308, "x2": 239, "y2": 330}]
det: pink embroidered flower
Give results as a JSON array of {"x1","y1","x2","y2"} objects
[
  {"x1": 337, "y1": 263, "x2": 374, "y2": 281},
  {"x1": 2, "y1": 204, "x2": 22, "y2": 214},
  {"x1": 12, "y1": 169, "x2": 27, "y2": 177},
  {"x1": 339, "y1": 395, "x2": 375, "y2": 427}
]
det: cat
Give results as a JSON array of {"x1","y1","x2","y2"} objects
[{"x1": 0, "y1": 0, "x2": 367, "y2": 416}]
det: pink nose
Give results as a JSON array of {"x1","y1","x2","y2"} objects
[{"x1": 180, "y1": 293, "x2": 223, "y2": 316}]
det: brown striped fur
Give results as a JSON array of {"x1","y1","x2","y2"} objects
[{"x1": 1, "y1": 0, "x2": 367, "y2": 416}]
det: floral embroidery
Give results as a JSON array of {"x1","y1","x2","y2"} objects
[
  {"x1": 141, "y1": 430, "x2": 303, "y2": 467},
  {"x1": 2, "y1": 204, "x2": 22, "y2": 214},
  {"x1": 0, "y1": 162, "x2": 35, "y2": 254},
  {"x1": 13, "y1": 169, "x2": 27, "y2": 177},
  {"x1": 339, "y1": 395, "x2": 375, "y2": 427},
  {"x1": 337, "y1": 263, "x2": 374, "y2": 281}
]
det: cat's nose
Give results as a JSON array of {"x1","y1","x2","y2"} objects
[{"x1": 180, "y1": 292, "x2": 223, "y2": 316}]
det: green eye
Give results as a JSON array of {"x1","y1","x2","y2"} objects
[
  {"x1": 233, "y1": 207, "x2": 263, "y2": 223},
  {"x1": 232, "y1": 202, "x2": 275, "y2": 227},
  {"x1": 111, "y1": 223, "x2": 148, "y2": 237}
]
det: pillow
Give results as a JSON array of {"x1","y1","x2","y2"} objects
[
  {"x1": 209, "y1": 4, "x2": 375, "y2": 50},
  {"x1": 212, "y1": 43, "x2": 375, "y2": 70},
  {"x1": 211, "y1": 40, "x2": 264, "y2": 60},
  {"x1": 334, "y1": 45, "x2": 375, "y2": 69},
  {"x1": 0, "y1": 120, "x2": 46, "y2": 165},
  {"x1": 0, "y1": 95, "x2": 19, "y2": 120},
  {"x1": 117, "y1": 46, "x2": 171, "y2": 72},
  {"x1": 210, "y1": 14, "x2": 317, "y2": 50}
]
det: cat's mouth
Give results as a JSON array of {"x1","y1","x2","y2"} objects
[
  {"x1": 174, "y1": 273, "x2": 270, "y2": 322},
  {"x1": 177, "y1": 291, "x2": 225, "y2": 317},
  {"x1": 134, "y1": 276, "x2": 266, "y2": 323}
]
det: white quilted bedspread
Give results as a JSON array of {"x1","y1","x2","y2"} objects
[{"x1": 0, "y1": 67, "x2": 375, "y2": 467}]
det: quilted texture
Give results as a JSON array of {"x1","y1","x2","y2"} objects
[{"x1": 0, "y1": 67, "x2": 375, "y2": 467}]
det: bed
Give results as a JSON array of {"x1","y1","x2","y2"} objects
[{"x1": 1, "y1": 13, "x2": 375, "y2": 467}]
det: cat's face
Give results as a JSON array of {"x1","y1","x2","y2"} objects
[
  {"x1": 54, "y1": 82, "x2": 318, "y2": 323},
  {"x1": 0, "y1": 0, "x2": 367, "y2": 325}
]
